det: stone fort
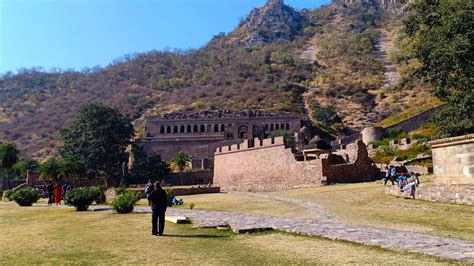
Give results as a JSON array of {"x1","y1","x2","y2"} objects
[{"x1": 139, "y1": 110, "x2": 303, "y2": 169}]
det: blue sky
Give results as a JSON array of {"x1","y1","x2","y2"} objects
[{"x1": 0, "y1": 0, "x2": 330, "y2": 73}]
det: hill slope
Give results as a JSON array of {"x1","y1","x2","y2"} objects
[{"x1": 0, "y1": 0, "x2": 436, "y2": 160}]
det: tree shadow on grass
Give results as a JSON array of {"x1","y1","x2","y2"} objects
[{"x1": 162, "y1": 234, "x2": 227, "y2": 239}]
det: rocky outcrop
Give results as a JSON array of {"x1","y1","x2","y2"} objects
[
  {"x1": 332, "y1": 0, "x2": 412, "y2": 12},
  {"x1": 230, "y1": 0, "x2": 305, "y2": 47}
]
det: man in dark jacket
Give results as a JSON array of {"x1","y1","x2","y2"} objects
[{"x1": 148, "y1": 181, "x2": 168, "y2": 236}]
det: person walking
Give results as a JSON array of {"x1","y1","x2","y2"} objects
[
  {"x1": 45, "y1": 181, "x2": 54, "y2": 205},
  {"x1": 148, "y1": 181, "x2": 168, "y2": 236},
  {"x1": 384, "y1": 165, "x2": 396, "y2": 186},
  {"x1": 54, "y1": 182, "x2": 63, "y2": 205}
]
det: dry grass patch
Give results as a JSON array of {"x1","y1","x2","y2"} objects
[
  {"x1": 138, "y1": 193, "x2": 313, "y2": 219},
  {"x1": 0, "y1": 205, "x2": 461, "y2": 265},
  {"x1": 270, "y1": 182, "x2": 474, "y2": 241}
]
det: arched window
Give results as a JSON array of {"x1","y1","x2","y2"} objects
[
  {"x1": 276, "y1": 124, "x2": 280, "y2": 130},
  {"x1": 214, "y1": 124, "x2": 219, "y2": 132},
  {"x1": 221, "y1": 124, "x2": 225, "y2": 131},
  {"x1": 194, "y1": 125, "x2": 198, "y2": 133},
  {"x1": 187, "y1": 125, "x2": 192, "y2": 133},
  {"x1": 160, "y1": 126, "x2": 165, "y2": 134},
  {"x1": 173, "y1": 126, "x2": 178, "y2": 133},
  {"x1": 286, "y1": 123, "x2": 290, "y2": 130},
  {"x1": 265, "y1": 124, "x2": 269, "y2": 130},
  {"x1": 167, "y1": 126, "x2": 171, "y2": 133},
  {"x1": 200, "y1": 125, "x2": 205, "y2": 132},
  {"x1": 180, "y1": 125, "x2": 185, "y2": 133},
  {"x1": 281, "y1": 124, "x2": 285, "y2": 130},
  {"x1": 270, "y1": 124, "x2": 274, "y2": 131}
]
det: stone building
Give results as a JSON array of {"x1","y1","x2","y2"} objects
[{"x1": 139, "y1": 110, "x2": 302, "y2": 169}]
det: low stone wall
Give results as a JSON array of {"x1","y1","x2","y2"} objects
[
  {"x1": 167, "y1": 186, "x2": 221, "y2": 196},
  {"x1": 384, "y1": 184, "x2": 474, "y2": 205}
]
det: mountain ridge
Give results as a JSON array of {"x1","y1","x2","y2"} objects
[{"x1": 0, "y1": 0, "x2": 436, "y2": 160}]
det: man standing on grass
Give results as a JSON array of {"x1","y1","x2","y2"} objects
[{"x1": 148, "y1": 181, "x2": 168, "y2": 236}]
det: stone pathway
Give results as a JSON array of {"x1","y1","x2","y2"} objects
[{"x1": 3, "y1": 201, "x2": 474, "y2": 262}]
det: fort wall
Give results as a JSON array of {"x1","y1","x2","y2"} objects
[
  {"x1": 214, "y1": 137, "x2": 380, "y2": 192},
  {"x1": 214, "y1": 137, "x2": 324, "y2": 191}
]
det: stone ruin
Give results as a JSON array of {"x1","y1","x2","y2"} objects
[{"x1": 213, "y1": 136, "x2": 380, "y2": 192}]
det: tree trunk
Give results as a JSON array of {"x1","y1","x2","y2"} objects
[
  {"x1": 180, "y1": 172, "x2": 183, "y2": 186},
  {"x1": 6, "y1": 169, "x2": 11, "y2": 190}
]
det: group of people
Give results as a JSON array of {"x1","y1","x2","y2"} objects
[
  {"x1": 384, "y1": 166, "x2": 421, "y2": 198},
  {"x1": 43, "y1": 181, "x2": 73, "y2": 205}
]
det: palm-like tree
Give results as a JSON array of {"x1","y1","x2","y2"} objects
[
  {"x1": 39, "y1": 158, "x2": 62, "y2": 182},
  {"x1": 0, "y1": 143, "x2": 19, "y2": 189},
  {"x1": 170, "y1": 151, "x2": 191, "y2": 186},
  {"x1": 59, "y1": 157, "x2": 86, "y2": 187}
]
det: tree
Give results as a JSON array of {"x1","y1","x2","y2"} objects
[
  {"x1": 130, "y1": 144, "x2": 170, "y2": 181},
  {"x1": 59, "y1": 103, "x2": 134, "y2": 187},
  {"x1": 59, "y1": 157, "x2": 87, "y2": 187},
  {"x1": 13, "y1": 159, "x2": 40, "y2": 179},
  {"x1": 170, "y1": 151, "x2": 191, "y2": 186},
  {"x1": 0, "y1": 143, "x2": 19, "y2": 189},
  {"x1": 39, "y1": 158, "x2": 62, "y2": 182},
  {"x1": 401, "y1": 0, "x2": 474, "y2": 137},
  {"x1": 269, "y1": 130, "x2": 296, "y2": 149},
  {"x1": 312, "y1": 105, "x2": 340, "y2": 126}
]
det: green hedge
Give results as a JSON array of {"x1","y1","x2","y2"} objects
[
  {"x1": 10, "y1": 188, "x2": 40, "y2": 206},
  {"x1": 112, "y1": 190, "x2": 140, "y2": 214},
  {"x1": 64, "y1": 187, "x2": 97, "y2": 211}
]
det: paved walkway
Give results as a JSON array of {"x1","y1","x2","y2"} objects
[{"x1": 3, "y1": 200, "x2": 474, "y2": 262}]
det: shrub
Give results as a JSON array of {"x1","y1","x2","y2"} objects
[
  {"x1": 190, "y1": 202, "x2": 195, "y2": 210},
  {"x1": 115, "y1": 186, "x2": 128, "y2": 196},
  {"x1": 64, "y1": 187, "x2": 97, "y2": 211},
  {"x1": 3, "y1": 189, "x2": 15, "y2": 201},
  {"x1": 112, "y1": 190, "x2": 140, "y2": 214},
  {"x1": 10, "y1": 188, "x2": 39, "y2": 206},
  {"x1": 90, "y1": 185, "x2": 107, "y2": 204}
]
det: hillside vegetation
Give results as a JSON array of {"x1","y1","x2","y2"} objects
[{"x1": 0, "y1": 0, "x2": 438, "y2": 159}]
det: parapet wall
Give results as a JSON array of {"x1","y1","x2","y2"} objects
[
  {"x1": 214, "y1": 137, "x2": 324, "y2": 191},
  {"x1": 214, "y1": 137, "x2": 380, "y2": 192}
]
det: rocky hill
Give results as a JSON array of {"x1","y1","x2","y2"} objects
[
  {"x1": 0, "y1": 0, "x2": 437, "y2": 160},
  {"x1": 228, "y1": 0, "x2": 305, "y2": 47}
]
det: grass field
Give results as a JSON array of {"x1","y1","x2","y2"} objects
[
  {"x1": 0, "y1": 205, "x2": 464, "y2": 265},
  {"x1": 176, "y1": 181, "x2": 474, "y2": 241}
]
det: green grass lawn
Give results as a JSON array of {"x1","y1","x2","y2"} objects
[
  {"x1": 176, "y1": 181, "x2": 474, "y2": 241},
  {"x1": 0, "y1": 205, "x2": 463, "y2": 265}
]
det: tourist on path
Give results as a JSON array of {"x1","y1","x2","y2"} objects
[
  {"x1": 148, "y1": 181, "x2": 168, "y2": 236},
  {"x1": 45, "y1": 181, "x2": 54, "y2": 205},
  {"x1": 54, "y1": 182, "x2": 63, "y2": 205},
  {"x1": 384, "y1": 165, "x2": 396, "y2": 186}
]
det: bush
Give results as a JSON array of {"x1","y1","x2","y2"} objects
[
  {"x1": 90, "y1": 185, "x2": 107, "y2": 204},
  {"x1": 10, "y1": 188, "x2": 39, "y2": 206},
  {"x1": 112, "y1": 190, "x2": 140, "y2": 214},
  {"x1": 189, "y1": 202, "x2": 195, "y2": 210},
  {"x1": 3, "y1": 189, "x2": 15, "y2": 201},
  {"x1": 64, "y1": 187, "x2": 97, "y2": 211}
]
